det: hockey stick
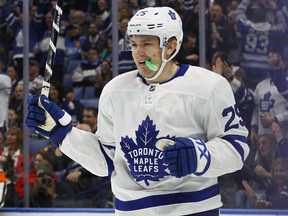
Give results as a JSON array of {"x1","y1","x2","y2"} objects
[
  {"x1": 41, "y1": 0, "x2": 64, "y2": 97},
  {"x1": 37, "y1": 0, "x2": 64, "y2": 132}
]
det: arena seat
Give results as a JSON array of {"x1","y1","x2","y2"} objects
[{"x1": 29, "y1": 138, "x2": 50, "y2": 155}]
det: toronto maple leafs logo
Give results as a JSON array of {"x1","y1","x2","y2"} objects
[
  {"x1": 260, "y1": 92, "x2": 275, "y2": 112},
  {"x1": 168, "y1": 10, "x2": 176, "y2": 20},
  {"x1": 120, "y1": 116, "x2": 169, "y2": 186}
]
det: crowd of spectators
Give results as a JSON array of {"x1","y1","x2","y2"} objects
[{"x1": 0, "y1": 0, "x2": 287, "y2": 210}]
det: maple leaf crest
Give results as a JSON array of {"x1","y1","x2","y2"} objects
[
  {"x1": 168, "y1": 10, "x2": 176, "y2": 20},
  {"x1": 260, "y1": 92, "x2": 275, "y2": 112},
  {"x1": 120, "y1": 116, "x2": 169, "y2": 186}
]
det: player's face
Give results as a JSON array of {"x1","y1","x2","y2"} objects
[{"x1": 130, "y1": 35, "x2": 162, "y2": 79}]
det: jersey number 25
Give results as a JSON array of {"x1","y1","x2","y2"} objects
[{"x1": 222, "y1": 105, "x2": 245, "y2": 132}]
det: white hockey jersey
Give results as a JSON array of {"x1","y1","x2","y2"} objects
[
  {"x1": 251, "y1": 77, "x2": 288, "y2": 135},
  {"x1": 61, "y1": 64, "x2": 249, "y2": 216}
]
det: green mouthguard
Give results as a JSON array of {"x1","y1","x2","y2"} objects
[{"x1": 145, "y1": 59, "x2": 159, "y2": 71}]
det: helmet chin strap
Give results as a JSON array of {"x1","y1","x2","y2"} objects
[
  {"x1": 145, "y1": 60, "x2": 167, "y2": 81},
  {"x1": 144, "y1": 49, "x2": 174, "y2": 81}
]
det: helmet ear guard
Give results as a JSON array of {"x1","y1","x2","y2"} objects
[{"x1": 126, "y1": 7, "x2": 183, "y2": 81}]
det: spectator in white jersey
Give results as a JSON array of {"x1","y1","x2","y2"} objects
[
  {"x1": 25, "y1": 6, "x2": 250, "y2": 216},
  {"x1": 250, "y1": 52, "x2": 288, "y2": 149}
]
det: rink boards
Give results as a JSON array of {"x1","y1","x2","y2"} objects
[{"x1": 0, "y1": 208, "x2": 288, "y2": 216}]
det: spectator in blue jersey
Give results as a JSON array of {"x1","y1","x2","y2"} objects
[
  {"x1": 25, "y1": 6, "x2": 250, "y2": 215},
  {"x1": 33, "y1": 10, "x2": 66, "y2": 83},
  {"x1": 235, "y1": 0, "x2": 287, "y2": 90},
  {"x1": 0, "y1": 0, "x2": 45, "y2": 79},
  {"x1": 255, "y1": 157, "x2": 288, "y2": 209}
]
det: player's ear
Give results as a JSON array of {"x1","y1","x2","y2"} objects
[{"x1": 165, "y1": 38, "x2": 177, "y2": 58}]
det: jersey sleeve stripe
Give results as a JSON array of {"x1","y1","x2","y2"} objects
[
  {"x1": 99, "y1": 143, "x2": 115, "y2": 175},
  {"x1": 221, "y1": 135, "x2": 247, "y2": 161}
]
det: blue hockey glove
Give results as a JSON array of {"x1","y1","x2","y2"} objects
[
  {"x1": 25, "y1": 94, "x2": 73, "y2": 146},
  {"x1": 156, "y1": 137, "x2": 197, "y2": 178}
]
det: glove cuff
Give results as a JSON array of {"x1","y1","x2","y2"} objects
[
  {"x1": 50, "y1": 123, "x2": 73, "y2": 146},
  {"x1": 189, "y1": 137, "x2": 211, "y2": 176}
]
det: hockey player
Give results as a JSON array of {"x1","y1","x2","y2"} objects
[{"x1": 25, "y1": 7, "x2": 250, "y2": 216}]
